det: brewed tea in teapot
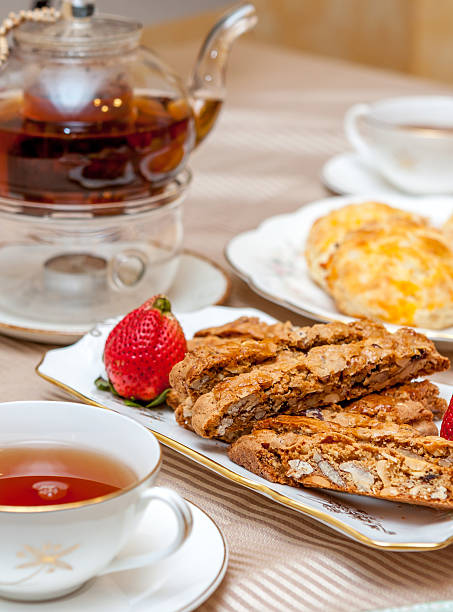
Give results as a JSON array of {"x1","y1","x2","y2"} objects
[{"x1": 0, "y1": 1, "x2": 255, "y2": 204}]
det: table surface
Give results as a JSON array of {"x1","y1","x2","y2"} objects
[{"x1": 5, "y1": 40, "x2": 453, "y2": 611}]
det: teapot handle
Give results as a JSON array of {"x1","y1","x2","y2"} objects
[{"x1": 189, "y1": 3, "x2": 258, "y2": 99}]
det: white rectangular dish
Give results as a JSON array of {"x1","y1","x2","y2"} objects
[{"x1": 37, "y1": 305, "x2": 453, "y2": 551}]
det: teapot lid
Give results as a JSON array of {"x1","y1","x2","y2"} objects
[{"x1": 14, "y1": 1, "x2": 142, "y2": 56}]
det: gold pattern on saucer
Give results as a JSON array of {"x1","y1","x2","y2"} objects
[{"x1": 0, "y1": 543, "x2": 78, "y2": 586}]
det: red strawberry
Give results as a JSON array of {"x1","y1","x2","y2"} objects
[
  {"x1": 440, "y1": 395, "x2": 453, "y2": 440},
  {"x1": 104, "y1": 295, "x2": 186, "y2": 401}
]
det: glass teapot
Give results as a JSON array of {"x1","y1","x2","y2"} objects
[{"x1": 0, "y1": 0, "x2": 257, "y2": 205}]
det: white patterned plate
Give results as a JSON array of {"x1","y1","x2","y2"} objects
[
  {"x1": 225, "y1": 193, "x2": 453, "y2": 347},
  {"x1": 1, "y1": 499, "x2": 227, "y2": 612},
  {"x1": 37, "y1": 305, "x2": 453, "y2": 551},
  {"x1": 0, "y1": 251, "x2": 230, "y2": 345}
]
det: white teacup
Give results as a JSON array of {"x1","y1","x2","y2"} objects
[
  {"x1": 344, "y1": 96, "x2": 453, "y2": 194},
  {"x1": 0, "y1": 401, "x2": 193, "y2": 602}
]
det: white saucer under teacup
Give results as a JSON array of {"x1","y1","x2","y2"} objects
[{"x1": 2, "y1": 499, "x2": 227, "y2": 612}]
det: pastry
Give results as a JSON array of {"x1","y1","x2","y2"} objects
[
  {"x1": 442, "y1": 212, "x2": 453, "y2": 243},
  {"x1": 228, "y1": 416, "x2": 453, "y2": 509},
  {"x1": 173, "y1": 379, "x2": 443, "y2": 436},
  {"x1": 326, "y1": 219, "x2": 453, "y2": 329},
  {"x1": 305, "y1": 201, "x2": 425, "y2": 290},
  {"x1": 373, "y1": 379, "x2": 446, "y2": 420}
]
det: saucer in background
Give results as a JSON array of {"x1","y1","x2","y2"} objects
[
  {"x1": 0, "y1": 251, "x2": 230, "y2": 345},
  {"x1": 322, "y1": 152, "x2": 405, "y2": 196}
]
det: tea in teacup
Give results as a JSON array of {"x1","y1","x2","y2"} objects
[{"x1": 0, "y1": 443, "x2": 137, "y2": 506}]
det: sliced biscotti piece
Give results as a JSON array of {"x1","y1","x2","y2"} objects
[
  {"x1": 228, "y1": 424, "x2": 453, "y2": 509},
  {"x1": 171, "y1": 379, "x2": 444, "y2": 434},
  {"x1": 194, "y1": 316, "x2": 275, "y2": 340},
  {"x1": 169, "y1": 338, "x2": 279, "y2": 401},
  {"x1": 291, "y1": 400, "x2": 437, "y2": 437},
  {"x1": 187, "y1": 336, "x2": 234, "y2": 351},
  {"x1": 252, "y1": 415, "x2": 453, "y2": 466},
  {"x1": 171, "y1": 319, "x2": 386, "y2": 404},
  {"x1": 191, "y1": 327, "x2": 449, "y2": 441},
  {"x1": 321, "y1": 407, "x2": 436, "y2": 436},
  {"x1": 298, "y1": 381, "x2": 442, "y2": 436},
  {"x1": 382, "y1": 380, "x2": 447, "y2": 420},
  {"x1": 195, "y1": 317, "x2": 384, "y2": 350},
  {"x1": 175, "y1": 392, "x2": 431, "y2": 435},
  {"x1": 253, "y1": 414, "x2": 420, "y2": 441}
]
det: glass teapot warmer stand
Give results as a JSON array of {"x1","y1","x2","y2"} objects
[
  {"x1": 0, "y1": 167, "x2": 188, "y2": 326},
  {"x1": 0, "y1": 241, "x2": 180, "y2": 325}
]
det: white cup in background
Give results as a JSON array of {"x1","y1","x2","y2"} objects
[{"x1": 344, "y1": 96, "x2": 453, "y2": 194}]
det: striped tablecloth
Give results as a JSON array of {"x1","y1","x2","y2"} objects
[{"x1": 4, "y1": 41, "x2": 453, "y2": 611}]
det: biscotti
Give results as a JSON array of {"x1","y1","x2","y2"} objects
[
  {"x1": 189, "y1": 327, "x2": 448, "y2": 441},
  {"x1": 228, "y1": 418, "x2": 453, "y2": 509},
  {"x1": 300, "y1": 380, "x2": 445, "y2": 436},
  {"x1": 194, "y1": 317, "x2": 384, "y2": 350},
  {"x1": 171, "y1": 318, "x2": 388, "y2": 404},
  {"x1": 170, "y1": 338, "x2": 280, "y2": 401},
  {"x1": 173, "y1": 379, "x2": 442, "y2": 435},
  {"x1": 382, "y1": 380, "x2": 447, "y2": 420}
]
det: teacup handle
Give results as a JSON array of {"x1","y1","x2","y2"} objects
[
  {"x1": 344, "y1": 103, "x2": 372, "y2": 160},
  {"x1": 97, "y1": 486, "x2": 193, "y2": 575}
]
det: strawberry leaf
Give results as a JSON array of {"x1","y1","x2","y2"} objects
[
  {"x1": 123, "y1": 399, "x2": 144, "y2": 408},
  {"x1": 152, "y1": 295, "x2": 172, "y2": 314},
  {"x1": 95, "y1": 376, "x2": 110, "y2": 391},
  {"x1": 94, "y1": 376, "x2": 120, "y2": 397},
  {"x1": 145, "y1": 388, "x2": 171, "y2": 408},
  {"x1": 94, "y1": 377, "x2": 171, "y2": 410}
]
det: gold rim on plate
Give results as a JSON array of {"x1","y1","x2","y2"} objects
[{"x1": 35, "y1": 357, "x2": 453, "y2": 552}]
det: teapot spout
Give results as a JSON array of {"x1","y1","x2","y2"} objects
[{"x1": 189, "y1": 3, "x2": 257, "y2": 144}]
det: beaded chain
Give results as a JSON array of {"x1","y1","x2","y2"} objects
[{"x1": 0, "y1": 7, "x2": 61, "y2": 66}]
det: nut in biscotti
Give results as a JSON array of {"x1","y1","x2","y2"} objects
[
  {"x1": 228, "y1": 417, "x2": 453, "y2": 509},
  {"x1": 190, "y1": 326, "x2": 449, "y2": 441}
]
